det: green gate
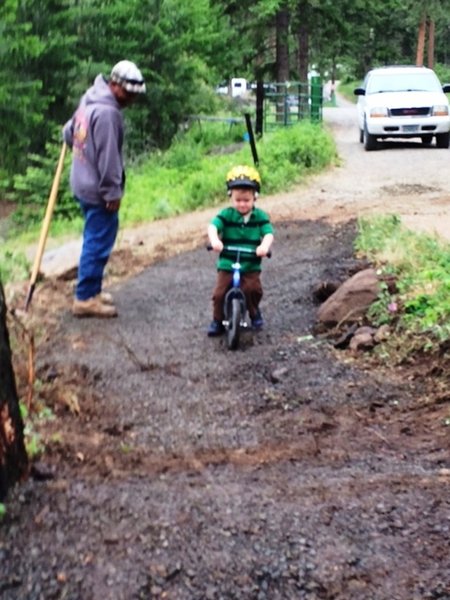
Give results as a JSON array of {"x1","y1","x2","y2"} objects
[{"x1": 263, "y1": 78, "x2": 322, "y2": 131}]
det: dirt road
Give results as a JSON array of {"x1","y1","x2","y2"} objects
[{"x1": 1, "y1": 100, "x2": 450, "y2": 600}]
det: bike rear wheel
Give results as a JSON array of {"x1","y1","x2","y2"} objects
[{"x1": 227, "y1": 297, "x2": 241, "y2": 350}]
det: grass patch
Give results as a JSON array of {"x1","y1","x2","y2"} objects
[
  {"x1": 355, "y1": 214, "x2": 450, "y2": 354},
  {"x1": 3, "y1": 119, "x2": 336, "y2": 240},
  {"x1": 122, "y1": 120, "x2": 336, "y2": 224},
  {"x1": 336, "y1": 80, "x2": 359, "y2": 103},
  {"x1": 1, "y1": 118, "x2": 336, "y2": 283},
  {"x1": 0, "y1": 247, "x2": 30, "y2": 285}
]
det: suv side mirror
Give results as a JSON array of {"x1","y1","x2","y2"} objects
[
  {"x1": 442, "y1": 84, "x2": 450, "y2": 94},
  {"x1": 354, "y1": 87, "x2": 365, "y2": 96}
]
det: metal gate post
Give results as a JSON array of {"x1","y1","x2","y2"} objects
[{"x1": 310, "y1": 76, "x2": 322, "y2": 122}]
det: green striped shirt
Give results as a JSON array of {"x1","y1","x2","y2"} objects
[{"x1": 211, "y1": 206, "x2": 274, "y2": 272}]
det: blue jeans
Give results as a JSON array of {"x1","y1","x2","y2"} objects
[{"x1": 76, "y1": 199, "x2": 119, "y2": 301}]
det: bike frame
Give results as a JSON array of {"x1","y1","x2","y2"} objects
[
  {"x1": 223, "y1": 248, "x2": 248, "y2": 331},
  {"x1": 208, "y1": 244, "x2": 269, "y2": 350},
  {"x1": 222, "y1": 245, "x2": 260, "y2": 349}
]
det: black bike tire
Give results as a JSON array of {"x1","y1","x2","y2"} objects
[{"x1": 227, "y1": 297, "x2": 241, "y2": 350}]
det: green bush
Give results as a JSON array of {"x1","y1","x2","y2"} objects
[
  {"x1": 258, "y1": 122, "x2": 337, "y2": 193},
  {"x1": 0, "y1": 248, "x2": 29, "y2": 284},
  {"x1": 434, "y1": 63, "x2": 450, "y2": 85},
  {"x1": 6, "y1": 133, "x2": 74, "y2": 230},
  {"x1": 5, "y1": 119, "x2": 336, "y2": 238},
  {"x1": 355, "y1": 215, "x2": 450, "y2": 347},
  {"x1": 123, "y1": 120, "x2": 336, "y2": 225}
]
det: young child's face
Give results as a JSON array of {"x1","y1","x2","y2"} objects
[{"x1": 230, "y1": 187, "x2": 256, "y2": 216}]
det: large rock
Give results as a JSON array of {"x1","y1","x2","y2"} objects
[
  {"x1": 28, "y1": 240, "x2": 81, "y2": 280},
  {"x1": 317, "y1": 268, "x2": 380, "y2": 327}
]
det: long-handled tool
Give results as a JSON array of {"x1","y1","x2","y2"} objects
[{"x1": 24, "y1": 142, "x2": 67, "y2": 311}]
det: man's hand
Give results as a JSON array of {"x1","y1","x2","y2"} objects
[{"x1": 105, "y1": 200, "x2": 120, "y2": 212}]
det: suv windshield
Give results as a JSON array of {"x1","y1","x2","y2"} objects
[{"x1": 366, "y1": 72, "x2": 442, "y2": 95}]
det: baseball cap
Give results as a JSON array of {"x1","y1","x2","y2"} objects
[{"x1": 110, "y1": 60, "x2": 146, "y2": 93}]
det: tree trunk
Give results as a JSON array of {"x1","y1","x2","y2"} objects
[
  {"x1": 416, "y1": 14, "x2": 427, "y2": 66},
  {"x1": 0, "y1": 283, "x2": 28, "y2": 501},
  {"x1": 275, "y1": 6, "x2": 290, "y2": 123},
  {"x1": 296, "y1": 23, "x2": 309, "y2": 119},
  {"x1": 296, "y1": 23, "x2": 309, "y2": 83},
  {"x1": 276, "y1": 6, "x2": 290, "y2": 83},
  {"x1": 427, "y1": 19, "x2": 435, "y2": 69}
]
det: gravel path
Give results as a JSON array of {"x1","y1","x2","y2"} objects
[{"x1": 1, "y1": 98, "x2": 450, "y2": 600}]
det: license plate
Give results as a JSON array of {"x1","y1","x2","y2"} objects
[{"x1": 402, "y1": 125, "x2": 419, "y2": 133}]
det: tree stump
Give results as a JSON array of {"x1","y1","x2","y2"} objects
[{"x1": 0, "y1": 282, "x2": 28, "y2": 501}]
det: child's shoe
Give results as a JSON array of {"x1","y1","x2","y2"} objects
[
  {"x1": 251, "y1": 310, "x2": 264, "y2": 330},
  {"x1": 207, "y1": 319, "x2": 225, "y2": 337}
]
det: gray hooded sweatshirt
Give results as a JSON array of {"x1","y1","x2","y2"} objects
[{"x1": 63, "y1": 75, "x2": 125, "y2": 206}]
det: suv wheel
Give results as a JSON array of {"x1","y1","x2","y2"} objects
[
  {"x1": 363, "y1": 124, "x2": 378, "y2": 151},
  {"x1": 436, "y1": 132, "x2": 450, "y2": 149}
]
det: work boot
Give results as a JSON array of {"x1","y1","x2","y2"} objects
[
  {"x1": 207, "y1": 319, "x2": 225, "y2": 337},
  {"x1": 97, "y1": 291, "x2": 114, "y2": 305},
  {"x1": 72, "y1": 296, "x2": 118, "y2": 318}
]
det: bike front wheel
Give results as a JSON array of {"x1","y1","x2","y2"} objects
[{"x1": 227, "y1": 297, "x2": 242, "y2": 350}]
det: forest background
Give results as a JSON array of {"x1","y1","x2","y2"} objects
[
  {"x1": 1, "y1": 0, "x2": 450, "y2": 231},
  {"x1": 2, "y1": 0, "x2": 450, "y2": 502}
]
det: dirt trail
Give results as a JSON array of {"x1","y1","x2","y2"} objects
[{"x1": 1, "y1": 100, "x2": 450, "y2": 600}]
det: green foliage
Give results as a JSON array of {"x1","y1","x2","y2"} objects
[
  {"x1": 434, "y1": 64, "x2": 450, "y2": 86},
  {"x1": 259, "y1": 122, "x2": 336, "y2": 193},
  {"x1": 20, "y1": 405, "x2": 39, "y2": 458},
  {"x1": 6, "y1": 133, "x2": 76, "y2": 230},
  {"x1": 366, "y1": 281, "x2": 394, "y2": 327},
  {"x1": 1, "y1": 0, "x2": 233, "y2": 181},
  {"x1": 355, "y1": 215, "x2": 450, "y2": 349},
  {"x1": 0, "y1": 503, "x2": 6, "y2": 520},
  {"x1": 122, "y1": 119, "x2": 336, "y2": 224},
  {"x1": 0, "y1": 0, "x2": 45, "y2": 173},
  {"x1": 0, "y1": 0, "x2": 77, "y2": 174},
  {"x1": 5, "y1": 115, "x2": 335, "y2": 239},
  {"x1": 5, "y1": 0, "x2": 449, "y2": 190},
  {"x1": 0, "y1": 248, "x2": 30, "y2": 284},
  {"x1": 178, "y1": 119, "x2": 248, "y2": 154},
  {"x1": 19, "y1": 401, "x2": 55, "y2": 459},
  {"x1": 354, "y1": 214, "x2": 402, "y2": 260},
  {"x1": 336, "y1": 80, "x2": 359, "y2": 103},
  {"x1": 69, "y1": 0, "x2": 235, "y2": 154}
]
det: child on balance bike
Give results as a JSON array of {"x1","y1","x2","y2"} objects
[{"x1": 207, "y1": 165, "x2": 274, "y2": 337}]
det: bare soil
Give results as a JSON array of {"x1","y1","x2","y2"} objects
[{"x1": 1, "y1": 98, "x2": 450, "y2": 600}]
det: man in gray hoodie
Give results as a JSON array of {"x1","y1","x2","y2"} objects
[{"x1": 63, "y1": 60, "x2": 146, "y2": 317}]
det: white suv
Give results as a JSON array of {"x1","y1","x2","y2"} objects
[{"x1": 354, "y1": 65, "x2": 450, "y2": 150}]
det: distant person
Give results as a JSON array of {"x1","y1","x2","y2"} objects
[
  {"x1": 330, "y1": 80, "x2": 336, "y2": 103},
  {"x1": 207, "y1": 165, "x2": 274, "y2": 336},
  {"x1": 63, "y1": 60, "x2": 146, "y2": 318}
]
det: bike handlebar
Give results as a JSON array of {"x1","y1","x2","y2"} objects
[{"x1": 206, "y1": 244, "x2": 271, "y2": 258}]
